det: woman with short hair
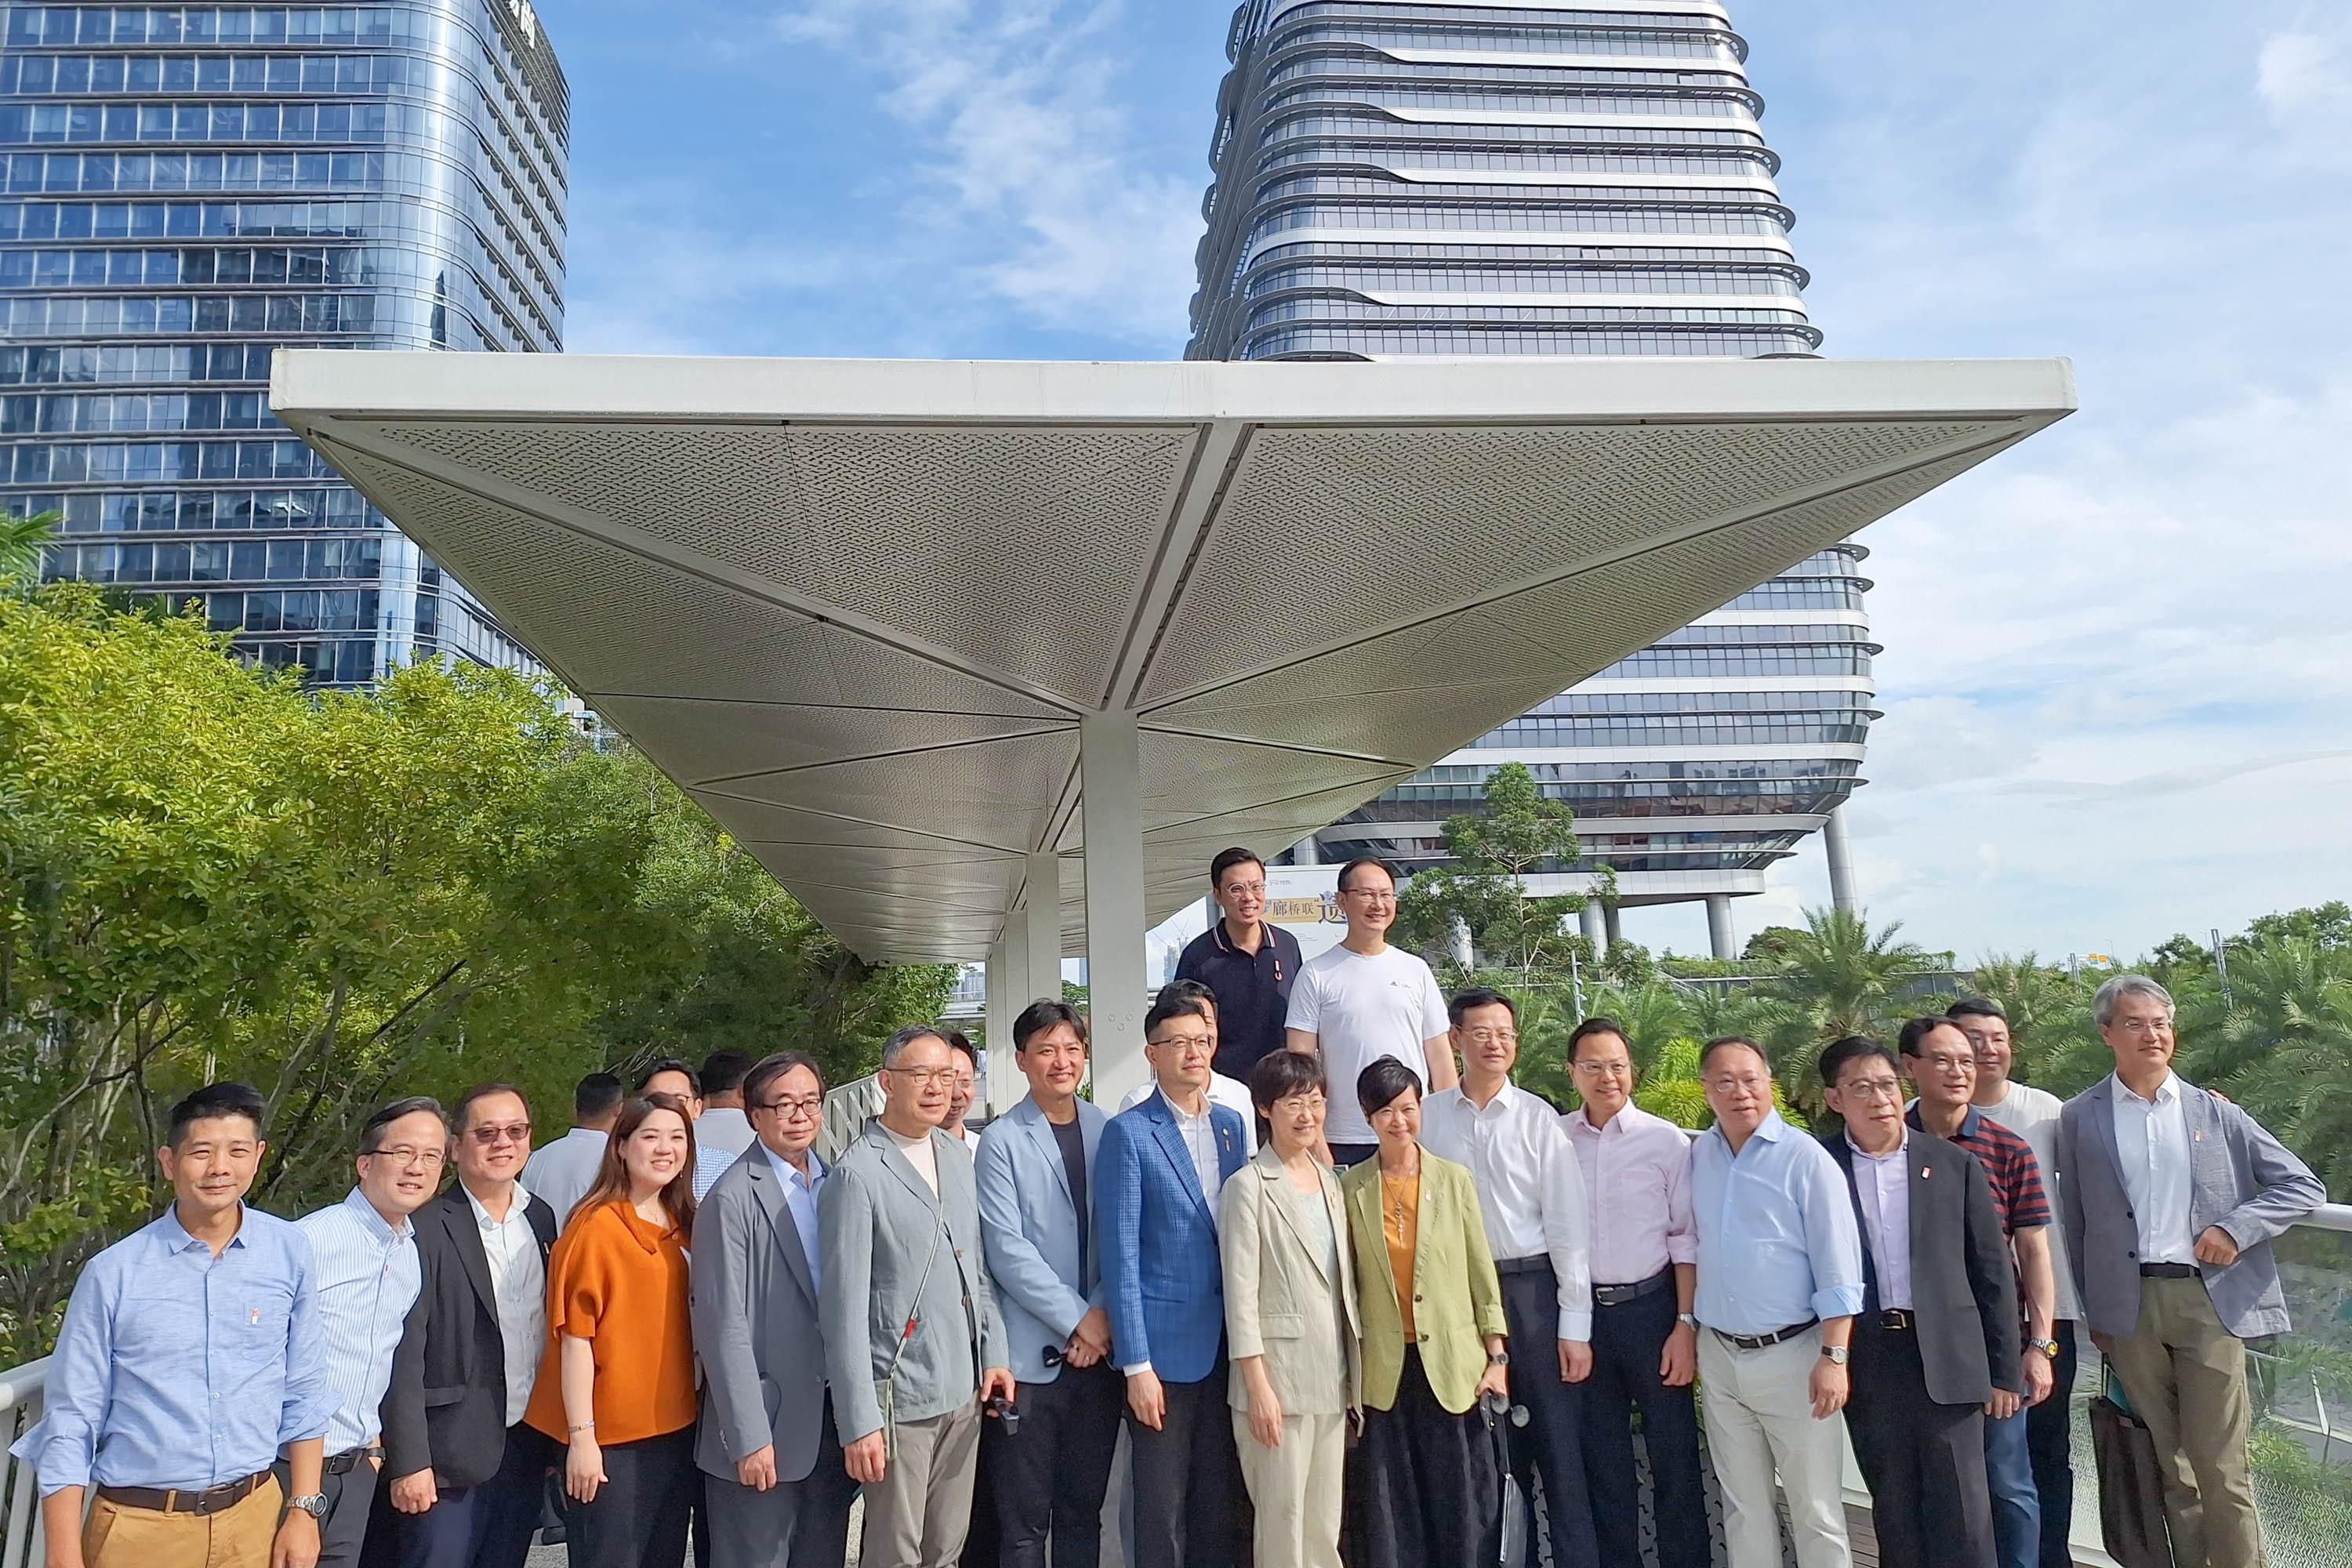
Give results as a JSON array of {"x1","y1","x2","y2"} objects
[{"x1": 1341, "y1": 1058, "x2": 1508, "y2": 1568}]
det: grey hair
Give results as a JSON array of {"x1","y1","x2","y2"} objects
[
  {"x1": 880, "y1": 1023, "x2": 949, "y2": 1071},
  {"x1": 2092, "y1": 974, "x2": 2172, "y2": 1029}
]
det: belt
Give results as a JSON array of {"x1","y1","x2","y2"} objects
[
  {"x1": 325, "y1": 1445, "x2": 382, "y2": 1475},
  {"x1": 2140, "y1": 1262, "x2": 2199, "y2": 1279},
  {"x1": 1711, "y1": 1318, "x2": 1817, "y2": 1351},
  {"x1": 1494, "y1": 1254, "x2": 1553, "y2": 1278},
  {"x1": 96, "y1": 1470, "x2": 272, "y2": 1516},
  {"x1": 1868, "y1": 1308, "x2": 1915, "y2": 1332},
  {"x1": 1593, "y1": 1269, "x2": 1673, "y2": 1308}
]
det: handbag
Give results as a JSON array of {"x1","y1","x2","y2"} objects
[
  {"x1": 2089, "y1": 1367, "x2": 2176, "y2": 1568},
  {"x1": 874, "y1": 1200, "x2": 947, "y2": 1462},
  {"x1": 1483, "y1": 1393, "x2": 1530, "y2": 1568}
]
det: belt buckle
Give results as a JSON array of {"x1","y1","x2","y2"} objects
[{"x1": 1879, "y1": 1308, "x2": 1914, "y2": 1331}]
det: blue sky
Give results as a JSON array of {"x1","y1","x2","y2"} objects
[{"x1": 543, "y1": 1, "x2": 2352, "y2": 965}]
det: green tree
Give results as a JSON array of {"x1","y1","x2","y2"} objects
[
  {"x1": 1393, "y1": 762, "x2": 1585, "y2": 981},
  {"x1": 0, "y1": 508, "x2": 57, "y2": 589},
  {"x1": 1745, "y1": 908, "x2": 1938, "y2": 1111}
]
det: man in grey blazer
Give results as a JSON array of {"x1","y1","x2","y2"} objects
[
  {"x1": 2056, "y1": 975, "x2": 2325, "y2": 1568},
  {"x1": 822, "y1": 1025, "x2": 1014, "y2": 1568},
  {"x1": 975, "y1": 999, "x2": 1122, "y2": 1568},
  {"x1": 691, "y1": 1051, "x2": 858, "y2": 1568}
]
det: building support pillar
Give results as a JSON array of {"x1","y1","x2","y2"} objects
[
  {"x1": 1824, "y1": 804, "x2": 1859, "y2": 914},
  {"x1": 1081, "y1": 713, "x2": 1150, "y2": 1109},
  {"x1": 1603, "y1": 902, "x2": 1624, "y2": 948},
  {"x1": 1023, "y1": 848, "x2": 1062, "y2": 1004},
  {"x1": 1581, "y1": 898, "x2": 1607, "y2": 956},
  {"x1": 983, "y1": 939, "x2": 1018, "y2": 1116},
  {"x1": 1705, "y1": 894, "x2": 1736, "y2": 963}
]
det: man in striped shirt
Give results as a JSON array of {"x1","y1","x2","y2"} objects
[
  {"x1": 1902, "y1": 1017, "x2": 2056, "y2": 1568},
  {"x1": 293, "y1": 1098, "x2": 441, "y2": 1567}
]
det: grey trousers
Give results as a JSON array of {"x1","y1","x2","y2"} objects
[
  {"x1": 704, "y1": 1396, "x2": 861, "y2": 1568},
  {"x1": 862, "y1": 1401, "x2": 983, "y2": 1568},
  {"x1": 274, "y1": 1454, "x2": 378, "y2": 1568},
  {"x1": 2104, "y1": 1276, "x2": 2265, "y2": 1568}
]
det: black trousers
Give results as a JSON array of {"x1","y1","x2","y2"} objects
[
  {"x1": 1847, "y1": 1323, "x2": 1994, "y2": 1568},
  {"x1": 361, "y1": 1424, "x2": 553, "y2": 1568},
  {"x1": 1494, "y1": 1259, "x2": 1598, "y2": 1568},
  {"x1": 1348, "y1": 1349, "x2": 1500, "y2": 1568},
  {"x1": 991, "y1": 1363, "x2": 1123, "y2": 1568},
  {"x1": 275, "y1": 1452, "x2": 379, "y2": 1568},
  {"x1": 563, "y1": 1429, "x2": 694, "y2": 1568},
  {"x1": 2027, "y1": 1322, "x2": 2078, "y2": 1568},
  {"x1": 1577, "y1": 1278, "x2": 1707, "y2": 1568},
  {"x1": 1127, "y1": 1359, "x2": 1250, "y2": 1568}
]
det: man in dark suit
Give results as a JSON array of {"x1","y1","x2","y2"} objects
[
  {"x1": 372, "y1": 1083, "x2": 558, "y2": 1568},
  {"x1": 1818, "y1": 1037, "x2": 2019, "y2": 1568},
  {"x1": 691, "y1": 1050, "x2": 858, "y2": 1568}
]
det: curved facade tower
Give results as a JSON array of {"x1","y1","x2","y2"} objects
[
  {"x1": 1189, "y1": 0, "x2": 1874, "y2": 952},
  {"x1": 1, "y1": 0, "x2": 566, "y2": 683}
]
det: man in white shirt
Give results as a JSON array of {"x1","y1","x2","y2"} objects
[
  {"x1": 521, "y1": 1071, "x2": 620, "y2": 1228},
  {"x1": 693, "y1": 1050, "x2": 757, "y2": 1156},
  {"x1": 1117, "y1": 979, "x2": 1257, "y2": 1156},
  {"x1": 1421, "y1": 987, "x2": 1597, "y2": 1568},
  {"x1": 1283, "y1": 857, "x2": 1455, "y2": 1166},
  {"x1": 1952, "y1": 998, "x2": 2076, "y2": 1568}
]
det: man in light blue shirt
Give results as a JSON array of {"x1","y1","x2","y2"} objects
[
  {"x1": 292, "y1": 1098, "x2": 442, "y2": 1567},
  {"x1": 1690, "y1": 1037, "x2": 1864, "y2": 1568},
  {"x1": 14, "y1": 1082, "x2": 336, "y2": 1568}
]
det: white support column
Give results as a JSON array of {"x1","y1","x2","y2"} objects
[
  {"x1": 1581, "y1": 898, "x2": 1607, "y2": 956},
  {"x1": 1603, "y1": 902, "x2": 1624, "y2": 948},
  {"x1": 983, "y1": 939, "x2": 1018, "y2": 1116},
  {"x1": 1824, "y1": 803, "x2": 1859, "y2": 914},
  {"x1": 1024, "y1": 848, "x2": 1062, "y2": 1005},
  {"x1": 1080, "y1": 712, "x2": 1150, "y2": 1109},
  {"x1": 1705, "y1": 894, "x2": 1735, "y2": 962}
]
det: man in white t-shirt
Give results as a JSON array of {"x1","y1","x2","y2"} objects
[
  {"x1": 1952, "y1": 997, "x2": 2077, "y2": 1568},
  {"x1": 1283, "y1": 855, "x2": 1456, "y2": 1165}
]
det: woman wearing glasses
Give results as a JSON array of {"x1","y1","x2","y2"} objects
[
  {"x1": 1341, "y1": 1058, "x2": 1509, "y2": 1568},
  {"x1": 524, "y1": 1092, "x2": 701, "y2": 1568}
]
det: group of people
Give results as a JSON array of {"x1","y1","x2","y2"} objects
[{"x1": 14, "y1": 844, "x2": 2331, "y2": 1568}]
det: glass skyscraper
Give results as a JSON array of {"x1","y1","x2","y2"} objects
[
  {"x1": 2, "y1": 0, "x2": 564, "y2": 684},
  {"x1": 1189, "y1": 0, "x2": 1871, "y2": 953}
]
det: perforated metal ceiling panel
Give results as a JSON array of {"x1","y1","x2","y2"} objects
[{"x1": 274, "y1": 354, "x2": 2073, "y2": 963}]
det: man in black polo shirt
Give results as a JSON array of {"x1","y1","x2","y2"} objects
[{"x1": 1174, "y1": 848, "x2": 1302, "y2": 1085}]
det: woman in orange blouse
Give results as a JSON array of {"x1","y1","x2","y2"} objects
[{"x1": 524, "y1": 1092, "x2": 699, "y2": 1568}]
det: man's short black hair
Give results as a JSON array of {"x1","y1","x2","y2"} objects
[
  {"x1": 573, "y1": 1072, "x2": 623, "y2": 1121},
  {"x1": 1449, "y1": 987, "x2": 1517, "y2": 1029},
  {"x1": 1209, "y1": 848, "x2": 1265, "y2": 888},
  {"x1": 634, "y1": 1058, "x2": 701, "y2": 1096},
  {"x1": 1356, "y1": 1056, "x2": 1423, "y2": 1120},
  {"x1": 942, "y1": 1029, "x2": 978, "y2": 1065},
  {"x1": 1699, "y1": 1035, "x2": 1767, "y2": 1075},
  {"x1": 1334, "y1": 855, "x2": 1399, "y2": 895},
  {"x1": 742, "y1": 1051, "x2": 825, "y2": 1107},
  {"x1": 1820, "y1": 1035, "x2": 1899, "y2": 1087},
  {"x1": 1947, "y1": 997, "x2": 2008, "y2": 1023},
  {"x1": 452, "y1": 1083, "x2": 528, "y2": 1134},
  {"x1": 361, "y1": 1096, "x2": 448, "y2": 1153},
  {"x1": 167, "y1": 1082, "x2": 265, "y2": 1147},
  {"x1": 1145, "y1": 990, "x2": 1211, "y2": 1040},
  {"x1": 699, "y1": 1050, "x2": 753, "y2": 1096},
  {"x1": 1568, "y1": 1016, "x2": 1629, "y2": 1061},
  {"x1": 1013, "y1": 999, "x2": 1088, "y2": 1054},
  {"x1": 1249, "y1": 1048, "x2": 1326, "y2": 1113},
  {"x1": 1157, "y1": 977, "x2": 1217, "y2": 1013},
  {"x1": 1897, "y1": 1014, "x2": 1968, "y2": 1058}
]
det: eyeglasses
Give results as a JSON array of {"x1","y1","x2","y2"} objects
[
  {"x1": 1706, "y1": 1074, "x2": 1769, "y2": 1094},
  {"x1": 1573, "y1": 1059, "x2": 1630, "y2": 1078},
  {"x1": 2116, "y1": 1017, "x2": 2173, "y2": 1036},
  {"x1": 1460, "y1": 1029, "x2": 1518, "y2": 1046},
  {"x1": 362, "y1": 1144, "x2": 446, "y2": 1168},
  {"x1": 758, "y1": 1095, "x2": 823, "y2": 1119},
  {"x1": 885, "y1": 1067, "x2": 954, "y2": 1086},
  {"x1": 1341, "y1": 888, "x2": 1396, "y2": 905},
  {"x1": 1149, "y1": 1033, "x2": 1215, "y2": 1054},
  {"x1": 1219, "y1": 880, "x2": 1267, "y2": 898},
  {"x1": 465, "y1": 1122, "x2": 532, "y2": 1146},
  {"x1": 1841, "y1": 1077, "x2": 1905, "y2": 1102}
]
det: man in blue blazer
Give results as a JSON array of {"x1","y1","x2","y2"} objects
[
  {"x1": 975, "y1": 999, "x2": 1122, "y2": 1568},
  {"x1": 1098, "y1": 988, "x2": 1252, "y2": 1568}
]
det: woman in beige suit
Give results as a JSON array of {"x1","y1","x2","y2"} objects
[{"x1": 1221, "y1": 1049, "x2": 1361, "y2": 1568}]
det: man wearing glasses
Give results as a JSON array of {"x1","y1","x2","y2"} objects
[
  {"x1": 374, "y1": 1083, "x2": 558, "y2": 1568},
  {"x1": 1175, "y1": 848, "x2": 1304, "y2": 1087},
  {"x1": 292, "y1": 1098, "x2": 444, "y2": 1566},
  {"x1": 693, "y1": 1051, "x2": 859, "y2": 1568},
  {"x1": 1284, "y1": 857, "x2": 1456, "y2": 1167}
]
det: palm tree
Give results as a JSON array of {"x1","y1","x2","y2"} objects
[
  {"x1": 2182, "y1": 937, "x2": 2352, "y2": 1197},
  {"x1": 0, "y1": 508, "x2": 59, "y2": 588},
  {"x1": 1751, "y1": 908, "x2": 1938, "y2": 1110}
]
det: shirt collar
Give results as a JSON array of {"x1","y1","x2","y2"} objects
[
  {"x1": 764, "y1": 1142, "x2": 824, "y2": 1191},
  {"x1": 463, "y1": 1181, "x2": 529, "y2": 1229},
  {"x1": 342, "y1": 1185, "x2": 408, "y2": 1241},
  {"x1": 1903, "y1": 1102, "x2": 1982, "y2": 1141},
  {"x1": 2114, "y1": 1072, "x2": 2179, "y2": 1108},
  {"x1": 1846, "y1": 1127, "x2": 1907, "y2": 1162},
  {"x1": 154, "y1": 1203, "x2": 241, "y2": 1254},
  {"x1": 1571, "y1": 1098, "x2": 1639, "y2": 1137}
]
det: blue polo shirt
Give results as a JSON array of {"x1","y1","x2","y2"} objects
[{"x1": 1174, "y1": 918, "x2": 1302, "y2": 1084}]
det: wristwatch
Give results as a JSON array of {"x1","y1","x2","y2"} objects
[
  {"x1": 288, "y1": 1493, "x2": 329, "y2": 1521},
  {"x1": 2032, "y1": 1338, "x2": 2061, "y2": 1359},
  {"x1": 1488, "y1": 1350, "x2": 1510, "y2": 1367},
  {"x1": 1675, "y1": 1313, "x2": 1700, "y2": 1332},
  {"x1": 1819, "y1": 1344, "x2": 1849, "y2": 1367}
]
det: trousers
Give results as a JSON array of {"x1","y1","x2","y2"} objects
[
  {"x1": 1697, "y1": 1327, "x2": 1851, "y2": 1568},
  {"x1": 1232, "y1": 1410, "x2": 1345, "y2": 1568},
  {"x1": 1580, "y1": 1279, "x2": 1708, "y2": 1568},
  {"x1": 2026, "y1": 1323, "x2": 2078, "y2": 1568},
  {"x1": 2103, "y1": 1277, "x2": 2264, "y2": 1568},
  {"x1": 85, "y1": 1475, "x2": 282, "y2": 1568},
  {"x1": 1127, "y1": 1361, "x2": 1249, "y2": 1568},
  {"x1": 862, "y1": 1400, "x2": 983, "y2": 1568},
  {"x1": 991, "y1": 1363, "x2": 1123, "y2": 1568},
  {"x1": 367, "y1": 1423, "x2": 553, "y2": 1568},
  {"x1": 1846, "y1": 1322, "x2": 1993, "y2": 1568},
  {"x1": 702, "y1": 1395, "x2": 860, "y2": 1568},
  {"x1": 273, "y1": 1454, "x2": 379, "y2": 1568},
  {"x1": 1494, "y1": 1259, "x2": 1596, "y2": 1568}
]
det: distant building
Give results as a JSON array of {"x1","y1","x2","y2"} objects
[
  {"x1": 5, "y1": 0, "x2": 567, "y2": 684},
  {"x1": 1189, "y1": 0, "x2": 1868, "y2": 953}
]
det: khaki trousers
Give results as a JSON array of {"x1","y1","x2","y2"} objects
[
  {"x1": 860, "y1": 1400, "x2": 983, "y2": 1568},
  {"x1": 1698, "y1": 1329, "x2": 1853, "y2": 1568},
  {"x1": 2103, "y1": 1276, "x2": 2265, "y2": 1568},
  {"x1": 85, "y1": 1476, "x2": 281, "y2": 1568},
  {"x1": 1233, "y1": 1409, "x2": 1345, "y2": 1568}
]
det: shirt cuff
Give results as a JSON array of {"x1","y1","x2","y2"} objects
[
  {"x1": 1813, "y1": 1283, "x2": 1867, "y2": 1322},
  {"x1": 1120, "y1": 1360, "x2": 1153, "y2": 1377},
  {"x1": 1556, "y1": 1309, "x2": 1592, "y2": 1342},
  {"x1": 1666, "y1": 1237, "x2": 1699, "y2": 1266}
]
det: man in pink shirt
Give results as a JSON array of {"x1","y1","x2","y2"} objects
[{"x1": 1560, "y1": 1017, "x2": 1708, "y2": 1568}]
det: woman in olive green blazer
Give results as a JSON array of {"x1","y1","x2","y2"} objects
[{"x1": 1340, "y1": 1058, "x2": 1508, "y2": 1568}]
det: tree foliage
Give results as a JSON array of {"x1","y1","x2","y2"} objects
[{"x1": 1393, "y1": 762, "x2": 1587, "y2": 981}]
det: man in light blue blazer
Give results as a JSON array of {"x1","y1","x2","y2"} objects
[
  {"x1": 2056, "y1": 975, "x2": 2324, "y2": 1568},
  {"x1": 975, "y1": 999, "x2": 1122, "y2": 1568},
  {"x1": 1098, "y1": 989, "x2": 1252, "y2": 1568}
]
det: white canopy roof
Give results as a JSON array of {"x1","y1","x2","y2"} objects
[{"x1": 273, "y1": 353, "x2": 2074, "y2": 971}]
